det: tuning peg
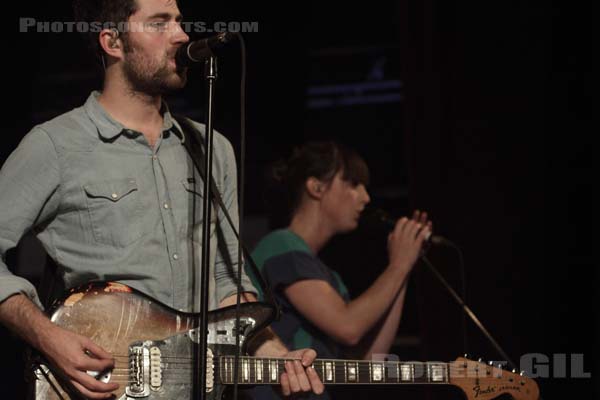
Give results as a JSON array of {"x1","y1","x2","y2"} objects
[
  {"x1": 497, "y1": 363, "x2": 504, "y2": 369},
  {"x1": 464, "y1": 353, "x2": 470, "y2": 359},
  {"x1": 488, "y1": 361, "x2": 494, "y2": 366},
  {"x1": 512, "y1": 369, "x2": 517, "y2": 373},
  {"x1": 478, "y1": 358, "x2": 483, "y2": 363},
  {"x1": 519, "y1": 371, "x2": 525, "y2": 376}
]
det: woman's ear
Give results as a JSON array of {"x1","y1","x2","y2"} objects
[{"x1": 305, "y1": 177, "x2": 324, "y2": 199}]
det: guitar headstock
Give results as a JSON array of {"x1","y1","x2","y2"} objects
[{"x1": 449, "y1": 357, "x2": 539, "y2": 400}]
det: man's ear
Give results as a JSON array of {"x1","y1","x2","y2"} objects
[
  {"x1": 99, "y1": 28, "x2": 122, "y2": 58},
  {"x1": 305, "y1": 177, "x2": 324, "y2": 199}
]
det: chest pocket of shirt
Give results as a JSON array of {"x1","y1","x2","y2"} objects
[
  {"x1": 181, "y1": 179, "x2": 218, "y2": 240},
  {"x1": 83, "y1": 178, "x2": 143, "y2": 247}
]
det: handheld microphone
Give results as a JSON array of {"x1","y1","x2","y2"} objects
[
  {"x1": 176, "y1": 32, "x2": 237, "y2": 67},
  {"x1": 361, "y1": 207, "x2": 450, "y2": 246}
]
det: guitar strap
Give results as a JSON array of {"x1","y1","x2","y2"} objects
[{"x1": 174, "y1": 115, "x2": 280, "y2": 319}]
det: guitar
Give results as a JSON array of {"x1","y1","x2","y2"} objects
[{"x1": 30, "y1": 282, "x2": 540, "y2": 400}]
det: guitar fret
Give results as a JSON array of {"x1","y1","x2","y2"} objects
[
  {"x1": 400, "y1": 363, "x2": 414, "y2": 382},
  {"x1": 256, "y1": 359, "x2": 263, "y2": 382},
  {"x1": 384, "y1": 361, "x2": 398, "y2": 382},
  {"x1": 394, "y1": 361, "x2": 401, "y2": 382},
  {"x1": 429, "y1": 363, "x2": 447, "y2": 383},
  {"x1": 270, "y1": 360, "x2": 278, "y2": 382},
  {"x1": 414, "y1": 362, "x2": 426, "y2": 383},
  {"x1": 372, "y1": 362, "x2": 384, "y2": 382},
  {"x1": 242, "y1": 358, "x2": 249, "y2": 382},
  {"x1": 347, "y1": 361, "x2": 358, "y2": 383},
  {"x1": 427, "y1": 362, "x2": 430, "y2": 382},
  {"x1": 324, "y1": 361, "x2": 334, "y2": 383}
]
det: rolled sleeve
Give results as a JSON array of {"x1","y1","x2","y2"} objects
[
  {"x1": 213, "y1": 136, "x2": 257, "y2": 303},
  {"x1": 0, "y1": 127, "x2": 60, "y2": 305}
]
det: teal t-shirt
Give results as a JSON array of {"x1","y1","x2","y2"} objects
[{"x1": 246, "y1": 229, "x2": 350, "y2": 358}]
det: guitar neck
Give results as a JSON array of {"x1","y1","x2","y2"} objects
[{"x1": 219, "y1": 356, "x2": 450, "y2": 385}]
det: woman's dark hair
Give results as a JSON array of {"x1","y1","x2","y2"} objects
[
  {"x1": 266, "y1": 141, "x2": 369, "y2": 228},
  {"x1": 72, "y1": 0, "x2": 139, "y2": 61}
]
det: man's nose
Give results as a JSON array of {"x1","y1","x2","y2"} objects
[{"x1": 171, "y1": 22, "x2": 189, "y2": 44}]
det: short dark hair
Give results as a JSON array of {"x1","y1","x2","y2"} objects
[
  {"x1": 72, "y1": 0, "x2": 139, "y2": 60},
  {"x1": 267, "y1": 141, "x2": 370, "y2": 227}
]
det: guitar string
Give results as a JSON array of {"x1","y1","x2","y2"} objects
[
  {"x1": 103, "y1": 357, "x2": 502, "y2": 383},
  {"x1": 109, "y1": 364, "x2": 486, "y2": 374},
  {"x1": 110, "y1": 355, "x2": 479, "y2": 374},
  {"x1": 102, "y1": 365, "x2": 515, "y2": 384},
  {"x1": 110, "y1": 363, "x2": 473, "y2": 370},
  {"x1": 110, "y1": 355, "x2": 466, "y2": 368},
  {"x1": 106, "y1": 366, "x2": 487, "y2": 377}
]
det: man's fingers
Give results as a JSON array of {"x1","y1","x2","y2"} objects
[
  {"x1": 292, "y1": 360, "x2": 312, "y2": 392},
  {"x1": 84, "y1": 338, "x2": 114, "y2": 361},
  {"x1": 80, "y1": 356, "x2": 115, "y2": 374},
  {"x1": 280, "y1": 372, "x2": 291, "y2": 396},
  {"x1": 74, "y1": 370, "x2": 119, "y2": 393},
  {"x1": 300, "y1": 348, "x2": 317, "y2": 366},
  {"x1": 307, "y1": 366, "x2": 325, "y2": 394},
  {"x1": 284, "y1": 361, "x2": 301, "y2": 393}
]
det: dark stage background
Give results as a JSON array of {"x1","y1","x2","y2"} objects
[{"x1": 1, "y1": 1, "x2": 594, "y2": 399}]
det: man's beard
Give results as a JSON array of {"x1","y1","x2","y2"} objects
[{"x1": 121, "y1": 39, "x2": 187, "y2": 96}]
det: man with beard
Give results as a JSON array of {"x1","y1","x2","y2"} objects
[{"x1": 0, "y1": 0, "x2": 324, "y2": 399}]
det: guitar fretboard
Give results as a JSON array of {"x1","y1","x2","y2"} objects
[{"x1": 218, "y1": 357, "x2": 450, "y2": 385}]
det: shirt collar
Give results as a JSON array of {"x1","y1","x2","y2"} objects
[{"x1": 83, "y1": 91, "x2": 184, "y2": 143}]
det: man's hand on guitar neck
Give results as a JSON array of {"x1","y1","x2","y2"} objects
[
  {"x1": 278, "y1": 348, "x2": 324, "y2": 396},
  {"x1": 0, "y1": 293, "x2": 118, "y2": 399},
  {"x1": 220, "y1": 292, "x2": 325, "y2": 396}
]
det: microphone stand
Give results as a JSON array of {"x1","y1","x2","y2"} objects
[
  {"x1": 194, "y1": 56, "x2": 218, "y2": 400},
  {"x1": 419, "y1": 253, "x2": 519, "y2": 372}
]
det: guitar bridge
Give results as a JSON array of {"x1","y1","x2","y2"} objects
[{"x1": 125, "y1": 342, "x2": 154, "y2": 398}]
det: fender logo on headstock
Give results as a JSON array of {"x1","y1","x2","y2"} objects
[{"x1": 473, "y1": 384, "x2": 522, "y2": 398}]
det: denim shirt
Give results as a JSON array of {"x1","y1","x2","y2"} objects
[{"x1": 0, "y1": 91, "x2": 255, "y2": 312}]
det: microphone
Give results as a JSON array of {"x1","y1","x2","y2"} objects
[
  {"x1": 176, "y1": 32, "x2": 237, "y2": 67},
  {"x1": 360, "y1": 207, "x2": 450, "y2": 246}
]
